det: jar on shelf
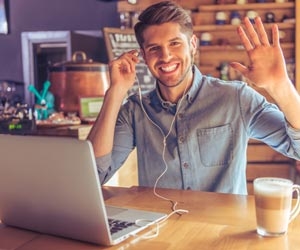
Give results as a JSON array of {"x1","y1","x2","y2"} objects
[
  {"x1": 230, "y1": 11, "x2": 241, "y2": 25},
  {"x1": 265, "y1": 12, "x2": 275, "y2": 23},
  {"x1": 216, "y1": 11, "x2": 227, "y2": 25},
  {"x1": 120, "y1": 12, "x2": 131, "y2": 29},
  {"x1": 131, "y1": 12, "x2": 140, "y2": 28},
  {"x1": 246, "y1": 10, "x2": 258, "y2": 24},
  {"x1": 200, "y1": 32, "x2": 212, "y2": 46}
]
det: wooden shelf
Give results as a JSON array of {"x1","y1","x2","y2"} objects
[
  {"x1": 117, "y1": 0, "x2": 214, "y2": 12},
  {"x1": 194, "y1": 22, "x2": 295, "y2": 32},
  {"x1": 199, "y1": 43, "x2": 294, "y2": 52},
  {"x1": 198, "y1": 2, "x2": 295, "y2": 12}
]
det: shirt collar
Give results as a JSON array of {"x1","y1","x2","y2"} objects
[{"x1": 187, "y1": 66, "x2": 202, "y2": 103}]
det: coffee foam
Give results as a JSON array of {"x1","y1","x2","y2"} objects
[{"x1": 254, "y1": 179, "x2": 291, "y2": 196}]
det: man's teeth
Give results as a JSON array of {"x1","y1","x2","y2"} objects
[{"x1": 161, "y1": 64, "x2": 177, "y2": 72}]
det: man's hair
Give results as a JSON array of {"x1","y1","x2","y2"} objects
[{"x1": 134, "y1": 1, "x2": 193, "y2": 48}]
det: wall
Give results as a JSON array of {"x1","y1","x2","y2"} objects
[{"x1": 0, "y1": 0, "x2": 119, "y2": 82}]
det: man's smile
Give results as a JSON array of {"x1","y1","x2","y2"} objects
[{"x1": 159, "y1": 63, "x2": 179, "y2": 73}]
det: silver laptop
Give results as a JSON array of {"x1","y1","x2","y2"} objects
[{"x1": 0, "y1": 134, "x2": 166, "y2": 245}]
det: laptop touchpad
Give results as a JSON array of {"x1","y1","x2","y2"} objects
[{"x1": 106, "y1": 206, "x2": 128, "y2": 216}]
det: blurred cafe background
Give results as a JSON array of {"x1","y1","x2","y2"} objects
[{"x1": 0, "y1": 0, "x2": 299, "y2": 189}]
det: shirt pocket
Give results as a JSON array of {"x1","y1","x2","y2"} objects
[{"x1": 197, "y1": 124, "x2": 233, "y2": 167}]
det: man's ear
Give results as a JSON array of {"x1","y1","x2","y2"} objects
[{"x1": 190, "y1": 34, "x2": 198, "y2": 56}]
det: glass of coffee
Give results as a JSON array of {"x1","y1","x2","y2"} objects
[{"x1": 253, "y1": 177, "x2": 300, "y2": 237}]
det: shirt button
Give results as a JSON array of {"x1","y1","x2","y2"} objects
[
  {"x1": 179, "y1": 136, "x2": 185, "y2": 143},
  {"x1": 178, "y1": 113, "x2": 184, "y2": 119},
  {"x1": 183, "y1": 162, "x2": 189, "y2": 169}
]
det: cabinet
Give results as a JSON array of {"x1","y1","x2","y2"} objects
[{"x1": 117, "y1": 0, "x2": 299, "y2": 193}]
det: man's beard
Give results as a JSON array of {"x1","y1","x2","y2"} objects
[{"x1": 156, "y1": 51, "x2": 195, "y2": 88}]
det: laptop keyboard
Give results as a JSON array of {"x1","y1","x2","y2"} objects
[{"x1": 108, "y1": 218, "x2": 135, "y2": 234}]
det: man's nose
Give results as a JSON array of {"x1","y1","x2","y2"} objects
[{"x1": 160, "y1": 47, "x2": 172, "y2": 61}]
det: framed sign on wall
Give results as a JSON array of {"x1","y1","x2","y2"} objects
[{"x1": 0, "y1": 0, "x2": 8, "y2": 34}]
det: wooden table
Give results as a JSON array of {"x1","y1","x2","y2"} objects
[{"x1": 0, "y1": 186, "x2": 299, "y2": 250}]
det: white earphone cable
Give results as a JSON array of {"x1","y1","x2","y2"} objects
[{"x1": 137, "y1": 76, "x2": 189, "y2": 214}]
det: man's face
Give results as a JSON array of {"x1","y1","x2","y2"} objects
[{"x1": 141, "y1": 22, "x2": 197, "y2": 89}]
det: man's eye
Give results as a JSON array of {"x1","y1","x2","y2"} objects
[
  {"x1": 170, "y1": 41, "x2": 180, "y2": 46},
  {"x1": 149, "y1": 47, "x2": 159, "y2": 52}
]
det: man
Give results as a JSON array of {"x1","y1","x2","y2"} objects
[{"x1": 88, "y1": 1, "x2": 300, "y2": 195}]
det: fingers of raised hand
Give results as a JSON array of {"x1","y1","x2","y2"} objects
[
  {"x1": 243, "y1": 17, "x2": 260, "y2": 49},
  {"x1": 229, "y1": 62, "x2": 249, "y2": 77},
  {"x1": 271, "y1": 23, "x2": 280, "y2": 47},
  {"x1": 253, "y1": 17, "x2": 270, "y2": 46},
  {"x1": 242, "y1": 17, "x2": 270, "y2": 51},
  {"x1": 113, "y1": 50, "x2": 140, "y2": 73},
  {"x1": 121, "y1": 50, "x2": 139, "y2": 63},
  {"x1": 237, "y1": 25, "x2": 252, "y2": 52}
]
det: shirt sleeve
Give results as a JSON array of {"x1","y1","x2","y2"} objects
[
  {"x1": 286, "y1": 123, "x2": 300, "y2": 157},
  {"x1": 239, "y1": 83, "x2": 300, "y2": 160},
  {"x1": 95, "y1": 98, "x2": 136, "y2": 184}
]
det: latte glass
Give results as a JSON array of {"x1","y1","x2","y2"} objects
[{"x1": 253, "y1": 177, "x2": 300, "y2": 237}]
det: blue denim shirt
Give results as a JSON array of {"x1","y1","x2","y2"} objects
[{"x1": 96, "y1": 66, "x2": 300, "y2": 194}]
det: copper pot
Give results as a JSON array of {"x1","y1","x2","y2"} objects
[{"x1": 49, "y1": 51, "x2": 110, "y2": 113}]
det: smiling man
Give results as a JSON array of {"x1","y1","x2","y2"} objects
[
  {"x1": 88, "y1": 1, "x2": 300, "y2": 195},
  {"x1": 137, "y1": 21, "x2": 197, "y2": 103}
]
